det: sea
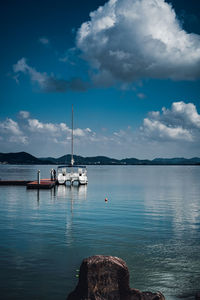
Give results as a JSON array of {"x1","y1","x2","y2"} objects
[{"x1": 0, "y1": 164, "x2": 199, "y2": 300}]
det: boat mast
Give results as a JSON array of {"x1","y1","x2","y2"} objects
[{"x1": 71, "y1": 104, "x2": 74, "y2": 167}]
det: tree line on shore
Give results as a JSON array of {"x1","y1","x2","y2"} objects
[{"x1": 0, "y1": 151, "x2": 200, "y2": 165}]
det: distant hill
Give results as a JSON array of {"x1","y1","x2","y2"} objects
[
  {"x1": 0, "y1": 152, "x2": 200, "y2": 165},
  {"x1": 0, "y1": 152, "x2": 51, "y2": 164},
  {"x1": 152, "y1": 157, "x2": 200, "y2": 165},
  {"x1": 39, "y1": 155, "x2": 120, "y2": 165},
  {"x1": 121, "y1": 158, "x2": 152, "y2": 165}
]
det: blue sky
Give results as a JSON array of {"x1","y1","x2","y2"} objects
[{"x1": 1, "y1": 0, "x2": 200, "y2": 159}]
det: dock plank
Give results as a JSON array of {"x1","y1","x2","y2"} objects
[
  {"x1": 0, "y1": 180, "x2": 30, "y2": 186},
  {"x1": 26, "y1": 179, "x2": 56, "y2": 189},
  {"x1": 0, "y1": 179, "x2": 57, "y2": 189}
]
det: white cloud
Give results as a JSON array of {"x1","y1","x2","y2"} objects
[
  {"x1": 161, "y1": 101, "x2": 200, "y2": 129},
  {"x1": 59, "y1": 47, "x2": 77, "y2": 65},
  {"x1": 8, "y1": 135, "x2": 28, "y2": 144},
  {"x1": 0, "y1": 112, "x2": 98, "y2": 156},
  {"x1": 13, "y1": 58, "x2": 88, "y2": 92},
  {"x1": 137, "y1": 93, "x2": 146, "y2": 99},
  {"x1": 27, "y1": 118, "x2": 93, "y2": 138},
  {"x1": 39, "y1": 37, "x2": 50, "y2": 45},
  {"x1": 0, "y1": 118, "x2": 28, "y2": 144},
  {"x1": 13, "y1": 58, "x2": 49, "y2": 88},
  {"x1": 142, "y1": 118, "x2": 193, "y2": 141},
  {"x1": 0, "y1": 118, "x2": 22, "y2": 136},
  {"x1": 19, "y1": 111, "x2": 30, "y2": 119},
  {"x1": 13, "y1": 58, "x2": 28, "y2": 73},
  {"x1": 60, "y1": 123, "x2": 70, "y2": 132},
  {"x1": 77, "y1": 0, "x2": 200, "y2": 83},
  {"x1": 1, "y1": 105, "x2": 200, "y2": 158},
  {"x1": 141, "y1": 101, "x2": 200, "y2": 142},
  {"x1": 28, "y1": 119, "x2": 59, "y2": 134}
]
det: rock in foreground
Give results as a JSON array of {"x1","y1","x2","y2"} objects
[{"x1": 67, "y1": 255, "x2": 165, "y2": 300}]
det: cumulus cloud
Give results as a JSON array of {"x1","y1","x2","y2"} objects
[
  {"x1": 1, "y1": 104, "x2": 200, "y2": 158},
  {"x1": 28, "y1": 119, "x2": 59, "y2": 134},
  {"x1": 0, "y1": 112, "x2": 97, "y2": 156},
  {"x1": 142, "y1": 118, "x2": 193, "y2": 141},
  {"x1": 0, "y1": 118, "x2": 28, "y2": 144},
  {"x1": 27, "y1": 117, "x2": 93, "y2": 138},
  {"x1": 0, "y1": 118, "x2": 22, "y2": 136},
  {"x1": 13, "y1": 58, "x2": 88, "y2": 92},
  {"x1": 160, "y1": 102, "x2": 200, "y2": 129},
  {"x1": 77, "y1": 0, "x2": 200, "y2": 83},
  {"x1": 13, "y1": 58, "x2": 51, "y2": 90},
  {"x1": 141, "y1": 101, "x2": 200, "y2": 142},
  {"x1": 19, "y1": 111, "x2": 30, "y2": 119}
]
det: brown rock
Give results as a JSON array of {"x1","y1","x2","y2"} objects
[
  {"x1": 67, "y1": 255, "x2": 165, "y2": 300},
  {"x1": 196, "y1": 292, "x2": 200, "y2": 300}
]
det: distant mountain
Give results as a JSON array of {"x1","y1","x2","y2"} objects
[
  {"x1": 39, "y1": 155, "x2": 119, "y2": 165},
  {"x1": 121, "y1": 158, "x2": 152, "y2": 165},
  {"x1": 152, "y1": 157, "x2": 200, "y2": 165},
  {"x1": 1, "y1": 152, "x2": 200, "y2": 165},
  {"x1": 39, "y1": 154, "x2": 87, "y2": 164},
  {"x1": 82, "y1": 156, "x2": 119, "y2": 165},
  {"x1": 0, "y1": 152, "x2": 51, "y2": 164},
  {"x1": 39, "y1": 157, "x2": 57, "y2": 163}
]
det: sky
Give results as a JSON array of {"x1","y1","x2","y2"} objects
[{"x1": 0, "y1": 0, "x2": 200, "y2": 159}]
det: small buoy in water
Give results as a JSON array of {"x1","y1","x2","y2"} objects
[{"x1": 105, "y1": 197, "x2": 108, "y2": 202}]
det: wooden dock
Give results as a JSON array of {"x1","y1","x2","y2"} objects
[
  {"x1": 0, "y1": 179, "x2": 57, "y2": 189},
  {"x1": 26, "y1": 179, "x2": 57, "y2": 189},
  {"x1": 0, "y1": 180, "x2": 30, "y2": 186}
]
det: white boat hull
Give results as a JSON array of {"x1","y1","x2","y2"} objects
[{"x1": 57, "y1": 166, "x2": 88, "y2": 185}]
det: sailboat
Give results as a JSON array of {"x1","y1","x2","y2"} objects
[{"x1": 57, "y1": 105, "x2": 88, "y2": 185}]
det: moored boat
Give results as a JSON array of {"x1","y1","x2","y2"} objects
[
  {"x1": 57, "y1": 165, "x2": 88, "y2": 185},
  {"x1": 57, "y1": 105, "x2": 88, "y2": 185}
]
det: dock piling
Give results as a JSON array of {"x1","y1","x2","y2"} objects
[
  {"x1": 37, "y1": 170, "x2": 40, "y2": 184},
  {"x1": 50, "y1": 169, "x2": 53, "y2": 181},
  {"x1": 0, "y1": 170, "x2": 56, "y2": 189}
]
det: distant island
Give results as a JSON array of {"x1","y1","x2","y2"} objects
[{"x1": 0, "y1": 152, "x2": 200, "y2": 165}]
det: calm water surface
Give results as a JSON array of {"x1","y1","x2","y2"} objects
[{"x1": 0, "y1": 165, "x2": 200, "y2": 300}]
